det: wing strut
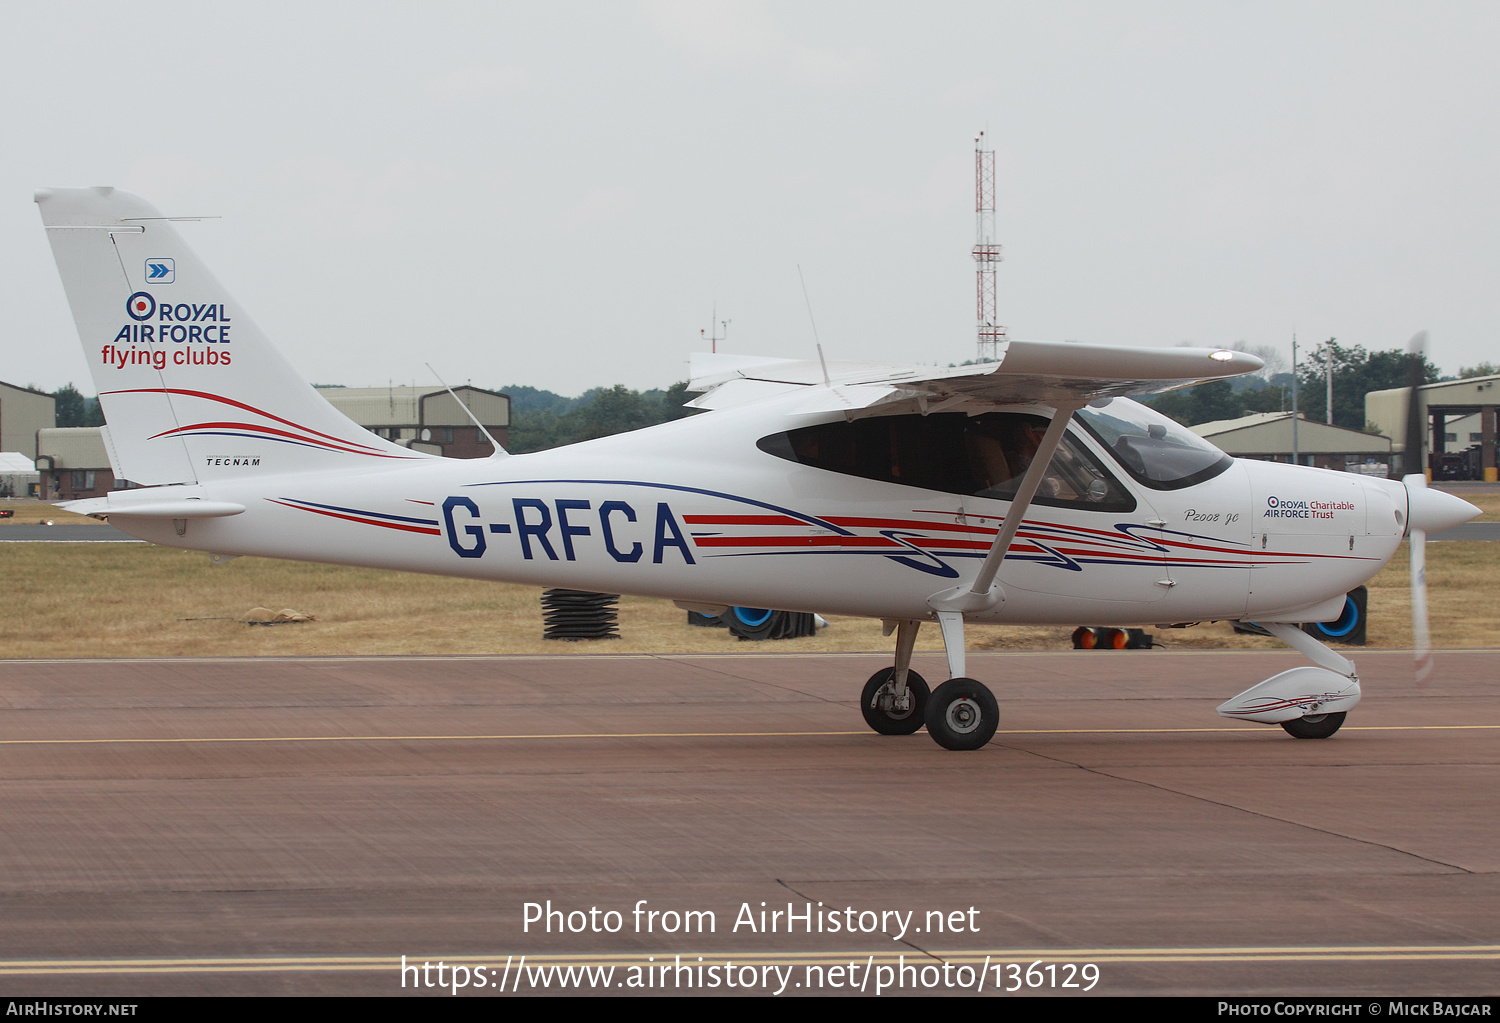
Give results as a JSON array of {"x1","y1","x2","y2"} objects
[
  {"x1": 970, "y1": 402, "x2": 1082, "y2": 596},
  {"x1": 927, "y1": 401, "x2": 1083, "y2": 678}
]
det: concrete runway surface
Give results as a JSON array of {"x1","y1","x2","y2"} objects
[{"x1": 0, "y1": 649, "x2": 1495, "y2": 997}]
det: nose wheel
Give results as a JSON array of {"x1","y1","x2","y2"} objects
[
  {"x1": 924, "y1": 678, "x2": 999, "y2": 751},
  {"x1": 1280, "y1": 711, "x2": 1346, "y2": 739},
  {"x1": 860, "y1": 668, "x2": 930, "y2": 735}
]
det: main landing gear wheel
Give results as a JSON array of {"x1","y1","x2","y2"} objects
[
  {"x1": 924, "y1": 678, "x2": 999, "y2": 751},
  {"x1": 1280, "y1": 712, "x2": 1347, "y2": 739},
  {"x1": 861, "y1": 668, "x2": 930, "y2": 735}
]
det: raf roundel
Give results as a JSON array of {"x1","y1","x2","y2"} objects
[{"x1": 126, "y1": 291, "x2": 156, "y2": 321}]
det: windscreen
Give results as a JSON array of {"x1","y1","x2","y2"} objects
[{"x1": 1073, "y1": 398, "x2": 1232, "y2": 490}]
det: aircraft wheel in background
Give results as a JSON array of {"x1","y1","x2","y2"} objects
[
  {"x1": 860, "y1": 668, "x2": 929, "y2": 735},
  {"x1": 726, "y1": 606, "x2": 776, "y2": 640},
  {"x1": 1280, "y1": 712, "x2": 1347, "y2": 739},
  {"x1": 924, "y1": 678, "x2": 999, "y2": 751}
]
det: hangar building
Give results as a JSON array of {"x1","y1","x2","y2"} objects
[
  {"x1": 317, "y1": 385, "x2": 509, "y2": 458},
  {"x1": 1, "y1": 380, "x2": 56, "y2": 461},
  {"x1": 35, "y1": 427, "x2": 109, "y2": 500},
  {"x1": 1190, "y1": 411, "x2": 1391, "y2": 473},
  {"x1": 1366, "y1": 374, "x2": 1499, "y2": 481}
]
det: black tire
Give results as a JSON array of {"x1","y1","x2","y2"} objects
[
  {"x1": 924, "y1": 678, "x2": 999, "y2": 751},
  {"x1": 1302, "y1": 586, "x2": 1368, "y2": 646},
  {"x1": 726, "y1": 606, "x2": 777, "y2": 641},
  {"x1": 1280, "y1": 712, "x2": 1347, "y2": 739},
  {"x1": 767, "y1": 611, "x2": 817, "y2": 640},
  {"x1": 860, "y1": 668, "x2": 930, "y2": 735}
]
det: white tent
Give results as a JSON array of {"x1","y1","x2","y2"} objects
[{"x1": 0, "y1": 451, "x2": 39, "y2": 498}]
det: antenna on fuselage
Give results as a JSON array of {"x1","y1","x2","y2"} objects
[
  {"x1": 796, "y1": 264, "x2": 831, "y2": 386},
  {"x1": 425, "y1": 363, "x2": 507, "y2": 458}
]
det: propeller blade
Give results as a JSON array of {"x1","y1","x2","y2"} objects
[
  {"x1": 1404, "y1": 474, "x2": 1433, "y2": 683},
  {"x1": 1402, "y1": 332, "x2": 1432, "y2": 682},
  {"x1": 1401, "y1": 331, "x2": 1428, "y2": 480},
  {"x1": 1402, "y1": 472, "x2": 1481, "y2": 684}
]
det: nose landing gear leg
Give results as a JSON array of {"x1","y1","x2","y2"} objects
[{"x1": 861, "y1": 619, "x2": 928, "y2": 735}]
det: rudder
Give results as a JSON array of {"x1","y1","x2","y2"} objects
[{"x1": 36, "y1": 187, "x2": 425, "y2": 485}]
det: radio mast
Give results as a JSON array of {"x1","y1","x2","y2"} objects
[
  {"x1": 700, "y1": 302, "x2": 729, "y2": 354},
  {"x1": 973, "y1": 132, "x2": 1006, "y2": 362}
]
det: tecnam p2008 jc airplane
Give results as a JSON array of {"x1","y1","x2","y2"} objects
[{"x1": 37, "y1": 187, "x2": 1479, "y2": 750}]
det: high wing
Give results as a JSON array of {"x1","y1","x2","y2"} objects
[{"x1": 687, "y1": 341, "x2": 1263, "y2": 415}]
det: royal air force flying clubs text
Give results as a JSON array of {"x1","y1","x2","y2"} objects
[{"x1": 104, "y1": 292, "x2": 233, "y2": 371}]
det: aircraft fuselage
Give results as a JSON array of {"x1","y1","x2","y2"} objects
[{"x1": 111, "y1": 398, "x2": 1406, "y2": 628}]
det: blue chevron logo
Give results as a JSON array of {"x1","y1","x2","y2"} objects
[{"x1": 145, "y1": 258, "x2": 175, "y2": 283}]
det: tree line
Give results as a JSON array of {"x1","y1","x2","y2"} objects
[
  {"x1": 502, "y1": 381, "x2": 701, "y2": 453},
  {"x1": 52, "y1": 383, "x2": 106, "y2": 428},
  {"x1": 1144, "y1": 341, "x2": 1494, "y2": 432}
]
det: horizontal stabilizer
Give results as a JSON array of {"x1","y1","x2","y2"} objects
[{"x1": 62, "y1": 493, "x2": 246, "y2": 519}]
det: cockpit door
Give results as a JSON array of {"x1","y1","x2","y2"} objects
[{"x1": 981, "y1": 419, "x2": 1173, "y2": 611}]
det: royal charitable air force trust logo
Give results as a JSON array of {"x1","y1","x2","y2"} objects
[{"x1": 1264, "y1": 495, "x2": 1354, "y2": 520}]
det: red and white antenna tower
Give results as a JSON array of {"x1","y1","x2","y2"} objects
[
  {"x1": 700, "y1": 302, "x2": 729, "y2": 354},
  {"x1": 973, "y1": 132, "x2": 1006, "y2": 361}
]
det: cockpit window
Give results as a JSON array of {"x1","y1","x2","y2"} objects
[
  {"x1": 1073, "y1": 398, "x2": 1233, "y2": 490},
  {"x1": 757, "y1": 411, "x2": 1135, "y2": 512}
]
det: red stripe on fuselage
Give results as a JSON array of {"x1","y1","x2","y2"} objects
[
  {"x1": 691, "y1": 535, "x2": 902, "y2": 549},
  {"x1": 268, "y1": 499, "x2": 441, "y2": 535},
  {"x1": 682, "y1": 515, "x2": 804, "y2": 526},
  {"x1": 825, "y1": 515, "x2": 995, "y2": 535}
]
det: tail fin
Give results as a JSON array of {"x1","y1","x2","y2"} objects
[{"x1": 36, "y1": 187, "x2": 426, "y2": 485}]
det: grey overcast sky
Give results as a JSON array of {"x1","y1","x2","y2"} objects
[{"x1": 3, "y1": 1, "x2": 1498, "y2": 397}]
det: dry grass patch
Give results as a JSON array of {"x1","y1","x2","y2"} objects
[
  {"x1": 1362, "y1": 540, "x2": 1500, "y2": 648},
  {"x1": 0, "y1": 501, "x2": 95, "y2": 526},
  {"x1": 1452, "y1": 490, "x2": 1500, "y2": 522},
  {"x1": 3, "y1": 541, "x2": 1496, "y2": 659},
  {"x1": 1, "y1": 544, "x2": 920, "y2": 659}
]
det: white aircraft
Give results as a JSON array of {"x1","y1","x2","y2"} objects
[{"x1": 36, "y1": 187, "x2": 1480, "y2": 750}]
